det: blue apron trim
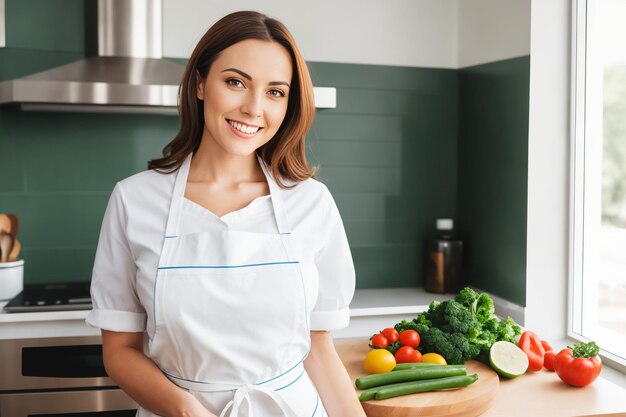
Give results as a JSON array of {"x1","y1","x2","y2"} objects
[
  {"x1": 311, "y1": 395, "x2": 319, "y2": 417},
  {"x1": 157, "y1": 261, "x2": 299, "y2": 270},
  {"x1": 275, "y1": 367, "x2": 305, "y2": 391},
  {"x1": 257, "y1": 353, "x2": 307, "y2": 385},
  {"x1": 162, "y1": 354, "x2": 307, "y2": 389}
]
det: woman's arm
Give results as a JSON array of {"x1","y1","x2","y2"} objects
[
  {"x1": 101, "y1": 330, "x2": 217, "y2": 417},
  {"x1": 304, "y1": 330, "x2": 366, "y2": 417}
]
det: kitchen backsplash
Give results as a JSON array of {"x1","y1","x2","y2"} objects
[{"x1": 0, "y1": 0, "x2": 529, "y2": 306}]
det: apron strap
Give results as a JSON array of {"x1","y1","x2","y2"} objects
[
  {"x1": 164, "y1": 153, "x2": 193, "y2": 238},
  {"x1": 221, "y1": 384, "x2": 298, "y2": 417}
]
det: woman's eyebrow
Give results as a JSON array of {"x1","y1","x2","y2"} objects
[{"x1": 221, "y1": 68, "x2": 290, "y2": 88}]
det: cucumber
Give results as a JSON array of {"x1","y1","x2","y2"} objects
[
  {"x1": 358, "y1": 387, "x2": 380, "y2": 402},
  {"x1": 355, "y1": 365, "x2": 467, "y2": 390},
  {"x1": 393, "y1": 362, "x2": 439, "y2": 371},
  {"x1": 374, "y1": 374, "x2": 479, "y2": 400}
]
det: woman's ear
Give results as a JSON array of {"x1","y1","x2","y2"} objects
[{"x1": 196, "y1": 70, "x2": 204, "y2": 100}]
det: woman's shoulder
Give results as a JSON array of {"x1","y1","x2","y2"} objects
[
  {"x1": 118, "y1": 168, "x2": 175, "y2": 189},
  {"x1": 114, "y1": 169, "x2": 176, "y2": 210},
  {"x1": 282, "y1": 177, "x2": 337, "y2": 221},
  {"x1": 285, "y1": 177, "x2": 332, "y2": 201}
]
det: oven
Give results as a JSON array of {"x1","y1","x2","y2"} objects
[{"x1": 0, "y1": 336, "x2": 137, "y2": 416}]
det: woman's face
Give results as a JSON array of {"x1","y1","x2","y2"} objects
[{"x1": 197, "y1": 39, "x2": 293, "y2": 157}]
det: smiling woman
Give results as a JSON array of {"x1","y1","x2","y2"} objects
[
  {"x1": 148, "y1": 11, "x2": 316, "y2": 188},
  {"x1": 86, "y1": 10, "x2": 364, "y2": 417}
]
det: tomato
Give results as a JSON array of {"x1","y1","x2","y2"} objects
[
  {"x1": 381, "y1": 328, "x2": 399, "y2": 344},
  {"x1": 394, "y1": 345, "x2": 422, "y2": 363},
  {"x1": 369, "y1": 333, "x2": 389, "y2": 349},
  {"x1": 541, "y1": 340, "x2": 554, "y2": 352},
  {"x1": 363, "y1": 349, "x2": 396, "y2": 374},
  {"x1": 398, "y1": 330, "x2": 420, "y2": 348},
  {"x1": 554, "y1": 342, "x2": 602, "y2": 387},
  {"x1": 544, "y1": 350, "x2": 556, "y2": 371},
  {"x1": 421, "y1": 352, "x2": 447, "y2": 365}
]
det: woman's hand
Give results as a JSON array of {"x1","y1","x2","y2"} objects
[
  {"x1": 304, "y1": 331, "x2": 366, "y2": 417},
  {"x1": 101, "y1": 330, "x2": 219, "y2": 417},
  {"x1": 175, "y1": 393, "x2": 219, "y2": 417}
]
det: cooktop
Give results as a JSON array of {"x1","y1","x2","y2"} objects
[{"x1": 3, "y1": 282, "x2": 92, "y2": 312}]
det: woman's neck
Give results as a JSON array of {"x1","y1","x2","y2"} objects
[{"x1": 189, "y1": 138, "x2": 264, "y2": 186}]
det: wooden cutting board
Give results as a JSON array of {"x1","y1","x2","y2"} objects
[{"x1": 335, "y1": 339, "x2": 500, "y2": 417}]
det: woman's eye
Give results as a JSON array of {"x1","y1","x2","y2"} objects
[
  {"x1": 268, "y1": 89, "x2": 286, "y2": 98},
  {"x1": 226, "y1": 78, "x2": 244, "y2": 88}
]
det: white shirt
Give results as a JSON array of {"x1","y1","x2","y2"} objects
[{"x1": 86, "y1": 168, "x2": 355, "y2": 336}]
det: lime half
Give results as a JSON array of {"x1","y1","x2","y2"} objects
[{"x1": 489, "y1": 341, "x2": 529, "y2": 378}]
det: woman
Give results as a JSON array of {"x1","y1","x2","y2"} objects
[{"x1": 86, "y1": 10, "x2": 366, "y2": 417}]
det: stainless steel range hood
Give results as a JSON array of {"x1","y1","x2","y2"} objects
[
  {"x1": 0, "y1": 0, "x2": 336, "y2": 115},
  {"x1": 0, "y1": 0, "x2": 184, "y2": 115}
]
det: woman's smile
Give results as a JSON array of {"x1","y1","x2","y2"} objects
[{"x1": 226, "y1": 119, "x2": 263, "y2": 137}]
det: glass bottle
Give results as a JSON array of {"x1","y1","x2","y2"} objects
[{"x1": 425, "y1": 219, "x2": 464, "y2": 294}]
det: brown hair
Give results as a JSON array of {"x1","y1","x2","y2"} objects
[{"x1": 148, "y1": 11, "x2": 316, "y2": 187}]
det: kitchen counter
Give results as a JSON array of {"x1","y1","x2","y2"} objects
[{"x1": 335, "y1": 338, "x2": 626, "y2": 417}]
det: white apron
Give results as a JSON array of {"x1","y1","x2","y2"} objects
[{"x1": 139, "y1": 154, "x2": 325, "y2": 417}]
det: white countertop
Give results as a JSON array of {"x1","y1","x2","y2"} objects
[{"x1": 1, "y1": 287, "x2": 624, "y2": 389}]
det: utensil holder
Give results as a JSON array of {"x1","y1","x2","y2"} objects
[{"x1": 0, "y1": 259, "x2": 24, "y2": 301}]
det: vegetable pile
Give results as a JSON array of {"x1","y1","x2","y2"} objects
[
  {"x1": 357, "y1": 287, "x2": 604, "y2": 401},
  {"x1": 394, "y1": 288, "x2": 522, "y2": 364}
]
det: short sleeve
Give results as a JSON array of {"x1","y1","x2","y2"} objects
[
  {"x1": 85, "y1": 182, "x2": 146, "y2": 332},
  {"x1": 309, "y1": 188, "x2": 356, "y2": 331}
]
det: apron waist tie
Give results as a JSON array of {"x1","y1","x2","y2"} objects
[{"x1": 166, "y1": 376, "x2": 299, "y2": 417}]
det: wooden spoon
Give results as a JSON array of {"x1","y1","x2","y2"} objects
[
  {"x1": 0, "y1": 215, "x2": 10, "y2": 235},
  {"x1": 7, "y1": 214, "x2": 19, "y2": 237},
  {"x1": 8, "y1": 238, "x2": 21, "y2": 262},
  {"x1": 0, "y1": 231, "x2": 14, "y2": 263}
]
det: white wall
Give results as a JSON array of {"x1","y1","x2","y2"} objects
[
  {"x1": 164, "y1": 1, "x2": 530, "y2": 69},
  {"x1": 457, "y1": 0, "x2": 531, "y2": 68},
  {"x1": 525, "y1": 0, "x2": 570, "y2": 339},
  {"x1": 163, "y1": 0, "x2": 458, "y2": 68}
]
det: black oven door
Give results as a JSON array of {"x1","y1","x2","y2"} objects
[{"x1": 0, "y1": 388, "x2": 137, "y2": 416}]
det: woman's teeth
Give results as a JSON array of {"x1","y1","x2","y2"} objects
[{"x1": 228, "y1": 120, "x2": 260, "y2": 134}]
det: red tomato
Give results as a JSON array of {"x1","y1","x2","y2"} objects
[
  {"x1": 398, "y1": 330, "x2": 420, "y2": 348},
  {"x1": 541, "y1": 340, "x2": 554, "y2": 352},
  {"x1": 394, "y1": 346, "x2": 422, "y2": 363},
  {"x1": 554, "y1": 343, "x2": 602, "y2": 387},
  {"x1": 369, "y1": 333, "x2": 389, "y2": 349},
  {"x1": 381, "y1": 328, "x2": 399, "y2": 344},
  {"x1": 544, "y1": 350, "x2": 556, "y2": 371}
]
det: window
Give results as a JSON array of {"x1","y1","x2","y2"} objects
[{"x1": 571, "y1": 0, "x2": 626, "y2": 368}]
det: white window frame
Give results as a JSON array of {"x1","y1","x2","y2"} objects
[{"x1": 569, "y1": 0, "x2": 626, "y2": 372}]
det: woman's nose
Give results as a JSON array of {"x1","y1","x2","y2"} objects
[{"x1": 241, "y1": 91, "x2": 263, "y2": 118}]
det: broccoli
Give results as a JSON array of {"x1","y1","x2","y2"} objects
[
  {"x1": 394, "y1": 319, "x2": 418, "y2": 333},
  {"x1": 427, "y1": 300, "x2": 476, "y2": 335},
  {"x1": 392, "y1": 287, "x2": 523, "y2": 365},
  {"x1": 418, "y1": 327, "x2": 481, "y2": 364},
  {"x1": 454, "y1": 287, "x2": 495, "y2": 323}
]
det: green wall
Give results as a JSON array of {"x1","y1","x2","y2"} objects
[
  {"x1": 457, "y1": 56, "x2": 530, "y2": 305},
  {"x1": 0, "y1": 0, "x2": 529, "y2": 305}
]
